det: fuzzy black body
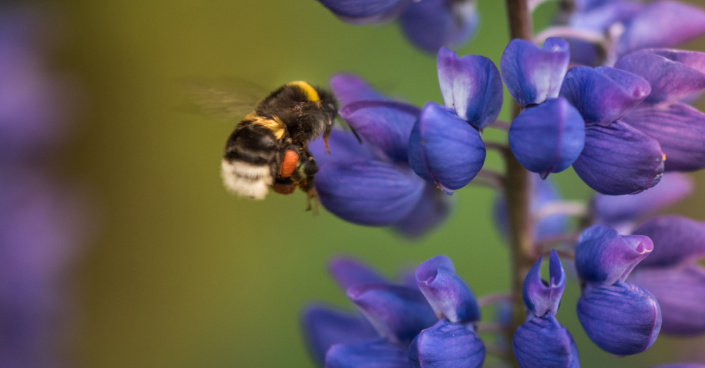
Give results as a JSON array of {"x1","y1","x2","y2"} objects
[{"x1": 221, "y1": 81, "x2": 338, "y2": 201}]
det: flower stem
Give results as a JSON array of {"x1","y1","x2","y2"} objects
[{"x1": 503, "y1": 1, "x2": 535, "y2": 367}]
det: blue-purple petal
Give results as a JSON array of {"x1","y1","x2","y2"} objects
[
  {"x1": 302, "y1": 305, "x2": 378, "y2": 365},
  {"x1": 393, "y1": 183, "x2": 454, "y2": 238},
  {"x1": 317, "y1": 0, "x2": 409, "y2": 25},
  {"x1": 310, "y1": 129, "x2": 376, "y2": 167},
  {"x1": 573, "y1": 120, "x2": 664, "y2": 195},
  {"x1": 508, "y1": 98, "x2": 585, "y2": 177},
  {"x1": 339, "y1": 100, "x2": 420, "y2": 162},
  {"x1": 559, "y1": 66, "x2": 650, "y2": 125},
  {"x1": 437, "y1": 48, "x2": 503, "y2": 129},
  {"x1": 592, "y1": 173, "x2": 693, "y2": 225},
  {"x1": 575, "y1": 224, "x2": 653, "y2": 285},
  {"x1": 523, "y1": 250, "x2": 566, "y2": 318},
  {"x1": 329, "y1": 256, "x2": 388, "y2": 291},
  {"x1": 615, "y1": 49, "x2": 705, "y2": 104},
  {"x1": 629, "y1": 266, "x2": 705, "y2": 336},
  {"x1": 347, "y1": 284, "x2": 437, "y2": 343},
  {"x1": 408, "y1": 102, "x2": 486, "y2": 193},
  {"x1": 330, "y1": 74, "x2": 390, "y2": 106},
  {"x1": 616, "y1": 1, "x2": 705, "y2": 57},
  {"x1": 399, "y1": 0, "x2": 478, "y2": 53},
  {"x1": 316, "y1": 158, "x2": 425, "y2": 226},
  {"x1": 577, "y1": 281, "x2": 661, "y2": 355},
  {"x1": 409, "y1": 319, "x2": 485, "y2": 368},
  {"x1": 631, "y1": 216, "x2": 705, "y2": 268},
  {"x1": 512, "y1": 313, "x2": 579, "y2": 368},
  {"x1": 416, "y1": 255, "x2": 480, "y2": 323},
  {"x1": 622, "y1": 103, "x2": 705, "y2": 172},
  {"x1": 326, "y1": 338, "x2": 410, "y2": 368},
  {"x1": 500, "y1": 38, "x2": 570, "y2": 106}
]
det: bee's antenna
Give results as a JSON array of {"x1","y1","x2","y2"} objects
[{"x1": 349, "y1": 125, "x2": 363, "y2": 144}]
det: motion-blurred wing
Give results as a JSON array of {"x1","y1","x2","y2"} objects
[{"x1": 181, "y1": 78, "x2": 268, "y2": 121}]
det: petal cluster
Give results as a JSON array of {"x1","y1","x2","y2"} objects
[
  {"x1": 501, "y1": 38, "x2": 585, "y2": 178},
  {"x1": 616, "y1": 49, "x2": 705, "y2": 172},
  {"x1": 311, "y1": 74, "x2": 452, "y2": 236},
  {"x1": 408, "y1": 48, "x2": 500, "y2": 193},
  {"x1": 302, "y1": 256, "x2": 486, "y2": 368},
  {"x1": 410, "y1": 255, "x2": 485, "y2": 368},
  {"x1": 512, "y1": 250, "x2": 578, "y2": 368},
  {"x1": 560, "y1": 66, "x2": 665, "y2": 194},
  {"x1": 565, "y1": 0, "x2": 705, "y2": 65},
  {"x1": 575, "y1": 225, "x2": 661, "y2": 355}
]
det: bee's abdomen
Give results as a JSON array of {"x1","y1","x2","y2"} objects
[{"x1": 221, "y1": 123, "x2": 278, "y2": 199}]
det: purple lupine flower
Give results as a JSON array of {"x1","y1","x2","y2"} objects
[
  {"x1": 407, "y1": 47, "x2": 501, "y2": 193},
  {"x1": 500, "y1": 38, "x2": 585, "y2": 178},
  {"x1": 302, "y1": 257, "x2": 387, "y2": 365},
  {"x1": 627, "y1": 216, "x2": 705, "y2": 336},
  {"x1": 563, "y1": 0, "x2": 705, "y2": 65},
  {"x1": 316, "y1": 0, "x2": 478, "y2": 53},
  {"x1": 0, "y1": 5, "x2": 85, "y2": 367},
  {"x1": 300, "y1": 256, "x2": 437, "y2": 368},
  {"x1": 616, "y1": 49, "x2": 705, "y2": 172},
  {"x1": 574, "y1": 225, "x2": 662, "y2": 355},
  {"x1": 0, "y1": 6, "x2": 79, "y2": 163},
  {"x1": 512, "y1": 250, "x2": 579, "y2": 368},
  {"x1": 559, "y1": 65, "x2": 665, "y2": 195},
  {"x1": 614, "y1": 1, "x2": 705, "y2": 58},
  {"x1": 310, "y1": 74, "x2": 452, "y2": 236},
  {"x1": 409, "y1": 255, "x2": 484, "y2": 368}
]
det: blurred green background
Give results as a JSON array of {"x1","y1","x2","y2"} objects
[{"x1": 54, "y1": 0, "x2": 705, "y2": 367}]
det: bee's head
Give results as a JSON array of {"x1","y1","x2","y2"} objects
[{"x1": 318, "y1": 89, "x2": 339, "y2": 125}]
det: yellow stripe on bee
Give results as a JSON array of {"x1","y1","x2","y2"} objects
[
  {"x1": 287, "y1": 81, "x2": 321, "y2": 105},
  {"x1": 245, "y1": 112, "x2": 286, "y2": 140}
]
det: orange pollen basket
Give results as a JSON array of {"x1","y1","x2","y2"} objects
[{"x1": 279, "y1": 150, "x2": 299, "y2": 178}]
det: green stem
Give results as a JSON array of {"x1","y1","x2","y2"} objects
[{"x1": 503, "y1": 0, "x2": 535, "y2": 367}]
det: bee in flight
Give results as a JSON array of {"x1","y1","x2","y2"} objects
[{"x1": 188, "y1": 80, "x2": 338, "y2": 208}]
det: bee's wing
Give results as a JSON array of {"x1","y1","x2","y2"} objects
[{"x1": 180, "y1": 78, "x2": 268, "y2": 121}]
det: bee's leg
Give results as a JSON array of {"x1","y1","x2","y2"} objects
[
  {"x1": 323, "y1": 124, "x2": 331, "y2": 154},
  {"x1": 299, "y1": 152, "x2": 320, "y2": 212}
]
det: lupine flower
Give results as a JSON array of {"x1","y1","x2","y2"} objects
[
  {"x1": 500, "y1": 38, "x2": 586, "y2": 178},
  {"x1": 310, "y1": 74, "x2": 452, "y2": 236},
  {"x1": 574, "y1": 225, "x2": 661, "y2": 355},
  {"x1": 407, "y1": 47, "x2": 500, "y2": 193},
  {"x1": 616, "y1": 49, "x2": 705, "y2": 172},
  {"x1": 559, "y1": 65, "x2": 665, "y2": 195},
  {"x1": 0, "y1": 5, "x2": 84, "y2": 367},
  {"x1": 512, "y1": 250, "x2": 579, "y2": 368},
  {"x1": 627, "y1": 216, "x2": 705, "y2": 336},
  {"x1": 409, "y1": 255, "x2": 485, "y2": 368},
  {"x1": 316, "y1": 0, "x2": 479, "y2": 53},
  {"x1": 301, "y1": 256, "x2": 438, "y2": 367},
  {"x1": 564, "y1": 0, "x2": 705, "y2": 65}
]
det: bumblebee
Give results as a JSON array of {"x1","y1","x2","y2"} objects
[{"x1": 216, "y1": 81, "x2": 338, "y2": 204}]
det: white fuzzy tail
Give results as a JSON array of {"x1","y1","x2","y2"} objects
[{"x1": 221, "y1": 159, "x2": 272, "y2": 199}]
